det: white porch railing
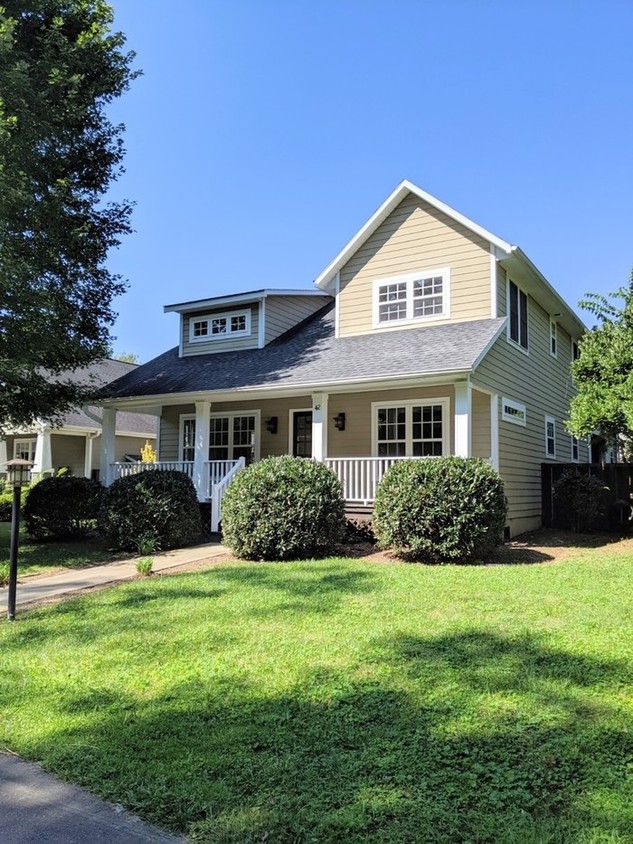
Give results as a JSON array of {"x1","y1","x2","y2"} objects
[
  {"x1": 323, "y1": 456, "x2": 427, "y2": 505},
  {"x1": 210, "y1": 456, "x2": 246, "y2": 532},
  {"x1": 110, "y1": 461, "x2": 194, "y2": 483}
]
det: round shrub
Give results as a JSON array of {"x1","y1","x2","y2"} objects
[
  {"x1": 221, "y1": 455, "x2": 346, "y2": 560},
  {"x1": 0, "y1": 487, "x2": 28, "y2": 522},
  {"x1": 100, "y1": 470, "x2": 203, "y2": 551},
  {"x1": 24, "y1": 476, "x2": 104, "y2": 540},
  {"x1": 373, "y1": 457, "x2": 507, "y2": 563},
  {"x1": 553, "y1": 470, "x2": 607, "y2": 532}
]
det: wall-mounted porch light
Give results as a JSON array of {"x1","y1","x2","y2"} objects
[
  {"x1": 5, "y1": 458, "x2": 32, "y2": 620},
  {"x1": 333, "y1": 413, "x2": 346, "y2": 431},
  {"x1": 266, "y1": 416, "x2": 278, "y2": 434}
]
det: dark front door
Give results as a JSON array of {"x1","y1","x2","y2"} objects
[{"x1": 292, "y1": 411, "x2": 313, "y2": 457}]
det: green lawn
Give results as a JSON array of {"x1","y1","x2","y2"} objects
[
  {"x1": 0, "y1": 522, "x2": 121, "y2": 577},
  {"x1": 1, "y1": 547, "x2": 632, "y2": 842}
]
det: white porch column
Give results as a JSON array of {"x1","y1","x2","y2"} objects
[
  {"x1": 193, "y1": 400, "x2": 211, "y2": 502},
  {"x1": 100, "y1": 407, "x2": 117, "y2": 485},
  {"x1": 311, "y1": 392, "x2": 328, "y2": 461},
  {"x1": 454, "y1": 381, "x2": 472, "y2": 458},
  {"x1": 490, "y1": 393, "x2": 500, "y2": 471},
  {"x1": 0, "y1": 438, "x2": 7, "y2": 472},
  {"x1": 32, "y1": 426, "x2": 53, "y2": 475},
  {"x1": 84, "y1": 433, "x2": 95, "y2": 479}
]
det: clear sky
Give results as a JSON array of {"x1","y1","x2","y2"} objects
[{"x1": 105, "y1": 0, "x2": 633, "y2": 362}]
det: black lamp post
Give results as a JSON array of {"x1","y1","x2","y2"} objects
[{"x1": 5, "y1": 458, "x2": 31, "y2": 621}]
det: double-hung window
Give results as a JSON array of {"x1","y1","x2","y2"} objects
[
  {"x1": 13, "y1": 438, "x2": 36, "y2": 462},
  {"x1": 373, "y1": 399, "x2": 449, "y2": 457},
  {"x1": 571, "y1": 435, "x2": 579, "y2": 462},
  {"x1": 189, "y1": 309, "x2": 251, "y2": 343},
  {"x1": 373, "y1": 269, "x2": 449, "y2": 327},
  {"x1": 180, "y1": 413, "x2": 259, "y2": 465},
  {"x1": 508, "y1": 280, "x2": 528, "y2": 350},
  {"x1": 545, "y1": 415, "x2": 556, "y2": 458},
  {"x1": 549, "y1": 319, "x2": 557, "y2": 357}
]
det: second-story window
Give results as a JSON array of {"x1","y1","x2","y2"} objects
[
  {"x1": 373, "y1": 268, "x2": 449, "y2": 326},
  {"x1": 549, "y1": 319, "x2": 557, "y2": 357},
  {"x1": 508, "y1": 280, "x2": 528, "y2": 350},
  {"x1": 189, "y1": 309, "x2": 251, "y2": 342}
]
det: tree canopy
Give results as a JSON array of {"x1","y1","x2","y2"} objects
[
  {"x1": 568, "y1": 273, "x2": 633, "y2": 447},
  {"x1": 0, "y1": 0, "x2": 138, "y2": 431}
]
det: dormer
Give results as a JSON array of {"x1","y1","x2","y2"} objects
[{"x1": 165, "y1": 289, "x2": 332, "y2": 357}]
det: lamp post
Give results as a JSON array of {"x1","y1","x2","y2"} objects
[{"x1": 5, "y1": 458, "x2": 32, "y2": 621}]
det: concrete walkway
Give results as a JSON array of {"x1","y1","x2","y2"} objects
[
  {"x1": 0, "y1": 541, "x2": 229, "y2": 612},
  {"x1": 0, "y1": 752, "x2": 184, "y2": 843}
]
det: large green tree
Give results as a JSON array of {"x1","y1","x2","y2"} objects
[
  {"x1": 0, "y1": 0, "x2": 138, "y2": 430},
  {"x1": 568, "y1": 273, "x2": 633, "y2": 447}
]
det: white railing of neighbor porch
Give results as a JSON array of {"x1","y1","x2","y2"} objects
[
  {"x1": 323, "y1": 456, "x2": 426, "y2": 505},
  {"x1": 110, "y1": 461, "x2": 194, "y2": 483},
  {"x1": 210, "y1": 456, "x2": 246, "y2": 532}
]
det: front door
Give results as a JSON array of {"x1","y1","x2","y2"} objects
[{"x1": 292, "y1": 411, "x2": 313, "y2": 457}]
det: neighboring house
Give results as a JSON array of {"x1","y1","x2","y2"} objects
[
  {"x1": 0, "y1": 359, "x2": 157, "y2": 480},
  {"x1": 99, "y1": 181, "x2": 587, "y2": 537}
]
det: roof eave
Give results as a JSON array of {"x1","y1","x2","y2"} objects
[{"x1": 164, "y1": 288, "x2": 331, "y2": 315}]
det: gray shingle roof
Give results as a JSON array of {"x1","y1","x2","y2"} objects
[{"x1": 103, "y1": 306, "x2": 507, "y2": 400}]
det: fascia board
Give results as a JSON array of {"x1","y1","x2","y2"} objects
[
  {"x1": 314, "y1": 179, "x2": 514, "y2": 290},
  {"x1": 164, "y1": 289, "x2": 330, "y2": 314}
]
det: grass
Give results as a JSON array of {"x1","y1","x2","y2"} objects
[
  {"x1": 0, "y1": 545, "x2": 632, "y2": 842},
  {"x1": 0, "y1": 522, "x2": 120, "y2": 578}
]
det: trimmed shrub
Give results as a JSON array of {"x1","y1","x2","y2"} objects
[
  {"x1": 0, "y1": 489, "x2": 22, "y2": 521},
  {"x1": 553, "y1": 470, "x2": 607, "y2": 532},
  {"x1": 221, "y1": 455, "x2": 346, "y2": 560},
  {"x1": 100, "y1": 470, "x2": 203, "y2": 551},
  {"x1": 23, "y1": 476, "x2": 103, "y2": 539},
  {"x1": 345, "y1": 517, "x2": 376, "y2": 544},
  {"x1": 373, "y1": 457, "x2": 507, "y2": 563}
]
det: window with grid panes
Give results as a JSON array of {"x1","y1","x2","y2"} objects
[{"x1": 376, "y1": 402, "x2": 445, "y2": 457}]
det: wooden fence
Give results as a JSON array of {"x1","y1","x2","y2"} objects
[{"x1": 541, "y1": 463, "x2": 633, "y2": 529}]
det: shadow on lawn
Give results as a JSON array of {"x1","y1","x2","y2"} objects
[{"x1": 8, "y1": 629, "x2": 631, "y2": 843}]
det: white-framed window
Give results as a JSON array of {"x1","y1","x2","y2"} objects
[
  {"x1": 507, "y1": 279, "x2": 528, "y2": 351},
  {"x1": 179, "y1": 411, "x2": 260, "y2": 464},
  {"x1": 549, "y1": 319, "x2": 557, "y2": 357},
  {"x1": 372, "y1": 398, "x2": 449, "y2": 457},
  {"x1": 572, "y1": 340, "x2": 580, "y2": 361},
  {"x1": 501, "y1": 398, "x2": 527, "y2": 427},
  {"x1": 13, "y1": 438, "x2": 36, "y2": 462},
  {"x1": 372, "y1": 268, "x2": 450, "y2": 327},
  {"x1": 571, "y1": 434, "x2": 579, "y2": 462},
  {"x1": 189, "y1": 309, "x2": 251, "y2": 343},
  {"x1": 545, "y1": 415, "x2": 556, "y2": 458}
]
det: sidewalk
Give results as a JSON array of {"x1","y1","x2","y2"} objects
[
  {"x1": 0, "y1": 541, "x2": 229, "y2": 612},
  {"x1": 0, "y1": 752, "x2": 184, "y2": 843}
]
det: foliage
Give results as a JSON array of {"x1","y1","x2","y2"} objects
[
  {"x1": 553, "y1": 470, "x2": 608, "y2": 532},
  {"x1": 345, "y1": 516, "x2": 376, "y2": 544},
  {"x1": 221, "y1": 455, "x2": 346, "y2": 560},
  {"x1": 23, "y1": 476, "x2": 104, "y2": 539},
  {"x1": 0, "y1": 487, "x2": 28, "y2": 521},
  {"x1": 0, "y1": 561, "x2": 8, "y2": 585},
  {"x1": 100, "y1": 470, "x2": 203, "y2": 551},
  {"x1": 0, "y1": 550, "x2": 631, "y2": 841},
  {"x1": 568, "y1": 275, "x2": 633, "y2": 446},
  {"x1": 135, "y1": 557, "x2": 153, "y2": 576},
  {"x1": 373, "y1": 457, "x2": 507, "y2": 563},
  {"x1": 0, "y1": 1, "x2": 139, "y2": 429},
  {"x1": 140, "y1": 440, "x2": 157, "y2": 463},
  {"x1": 115, "y1": 352, "x2": 139, "y2": 364},
  {"x1": 0, "y1": 521, "x2": 117, "y2": 577}
]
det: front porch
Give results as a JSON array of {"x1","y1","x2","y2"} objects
[{"x1": 103, "y1": 381, "x2": 499, "y2": 531}]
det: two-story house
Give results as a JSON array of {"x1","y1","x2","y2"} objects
[{"x1": 100, "y1": 180, "x2": 587, "y2": 537}]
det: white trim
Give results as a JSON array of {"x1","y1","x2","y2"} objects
[
  {"x1": 180, "y1": 410, "x2": 262, "y2": 464},
  {"x1": 287, "y1": 407, "x2": 312, "y2": 456},
  {"x1": 315, "y1": 180, "x2": 513, "y2": 290},
  {"x1": 258, "y1": 299, "x2": 266, "y2": 348},
  {"x1": 179, "y1": 414, "x2": 196, "y2": 462},
  {"x1": 501, "y1": 397, "x2": 527, "y2": 427},
  {"x1": 370, "y1": 397, "x2": 450, "y2": 457},
  {"x1": 545, "y1": 414, "x2": 556, "y2": 458},
  {"x1": 311, "y1": 392, "x2": 328, "y2": 461},
  {"x1": 100, "y1": 407, "x2": 117, "y2": 485},
  {"x1": 454, "y1": 381, "x2": 472, "y2": 458},
  {"x1": 165, "y1": 288, "x2": 329, "y2": 314},
  {"x1": 571, "y1": 434, "x2": 580, "y2": 463},
  {"x1": 188, "y1": 309, "x2": 251, "y2": 343},
  {"x1": 506, "y1": 277, "x2": 529, "y2": 354},
  {"x1": 549, "y1": 318, "x2": 558, "y2": 358},
  {"x1": 14, "y1": 437, "x2": 37, "y2": 462},
  {"x1": 193, "y1": 401, "x2": 212, "y2": 501},
  {"x1": 371, "y1": 268, "x2": 450, "y2": 328},
  {"x1": 489, "y1": 243, "x2": 498, "y2": 319},
  {"x1": 490, "y1": 393, "x2": 500, "y2": 471}
]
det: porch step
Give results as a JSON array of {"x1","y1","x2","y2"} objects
[{"x1": 345, "y1": 502, "x2": 374, "y2": 519}]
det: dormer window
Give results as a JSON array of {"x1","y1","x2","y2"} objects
[
  {"x1": 373, "y1": 268, "x2": 450, "y2": 327},
  {"x1": 189, "y1": 309, "x2": 251, "y2": 342}
]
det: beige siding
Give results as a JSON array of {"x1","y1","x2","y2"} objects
[
  {"x1": 264, "y1": 296, "x2": 330, "y2": 344},
  {"x1": 337, "y1": 193, "x2": 492, "y2": 337},
  {"x1": 473, "y1": 292, "x2": 589, "y2": 535},
  {"x1": 159, "y1": 404, "x2": 195, "y2": 459},
  {"x1": 51, "y1": 434, "x2": 85, "y2": 476},
  {"x1": 115, "y1": 436, "x2": 149, "y2": 462},
  {"x1": 471, "y1": 389, "x2": 491, "y2": 459},
  {"x1": 181, "y1": 304, "x2": 259, "y2": 356}
]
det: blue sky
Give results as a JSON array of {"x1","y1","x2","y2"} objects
[{"x1": 106, "y1": 0, "x2": 633, "y2": 362}]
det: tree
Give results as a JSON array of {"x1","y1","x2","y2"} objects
[
  {"x1": 568, "y1": 273, "x2": 633, "y2": 448},
  {"x1": 0, "y1": 0, "x2": 138, "y2": 431},
  {"x1": 115, "y1": 351, "x2": 139, "y2": 364}
]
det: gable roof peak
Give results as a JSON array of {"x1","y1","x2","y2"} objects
[{"x1": 314, "y1": 179, "x2": 514, "y2": 291}]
